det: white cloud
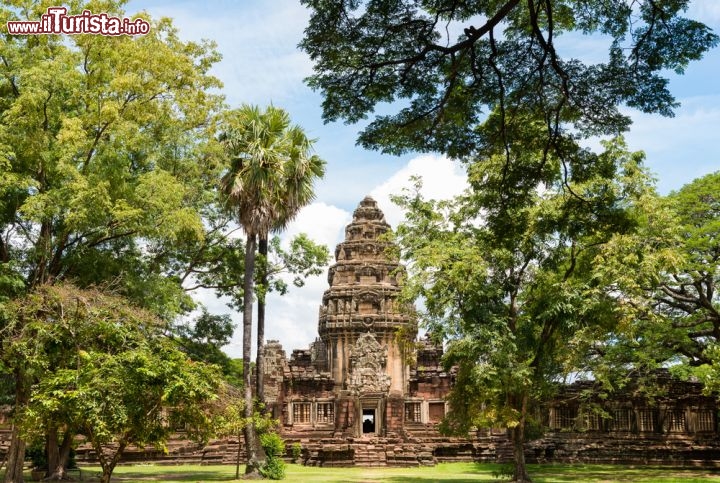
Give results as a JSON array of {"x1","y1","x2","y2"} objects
[
  {"x1": 622, "y1": 95, "x2": 720, "y2": 193},
  {"x1": 370, "y1": 154, "x2": 468, "y2": 227},
  {"x1": 280, "y1": 202, "x2": 351, "y2": 250},
  {"x1": 217, "y1": 154, "x2": 468, "y2": 357},
  {"x1": 129, "y1": 0, "x2": 314, "y2": 106}
]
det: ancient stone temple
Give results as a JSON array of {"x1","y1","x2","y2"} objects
[
  {"x1": 256, "y1": 196, "x2": 720, "y2": 467},
  {"x1": 262, "y1": 196, "x2": 452, "y2": 445},
  {"x1": 12, "y1": 196, "x2": 718, "y2": 467}
]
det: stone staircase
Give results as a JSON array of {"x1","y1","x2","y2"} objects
[
  {"x1": 495, "y1": 440, "x2": 514, "y2": 463},
  {"x1": 352, "y1": 441, "x2": 387, "y2": 467}
]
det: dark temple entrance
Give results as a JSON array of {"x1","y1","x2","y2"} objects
[{"x1": 362, "y1": 409, "x2": 375, "y2": 434}]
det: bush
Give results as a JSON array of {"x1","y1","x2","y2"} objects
[
  {"x1": 291, "y1": 442, "x2": 302, "y2": 463},
  {"x1": 260, "y1": 432, "x2": 285, "y2": 458},
  {"x1": 259, "y1": 455, "x2": 286, "y2": 480},
  {"x1": 25, "y1": 442, "x2": 47, "y2": 470},
  {"x1": 259, "y1": 432, "x2": 286, "y2": 480}
]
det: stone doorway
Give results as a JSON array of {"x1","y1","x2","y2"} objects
[{"x1": 362, "y1": 409, "x2": 376, "y2": 434}]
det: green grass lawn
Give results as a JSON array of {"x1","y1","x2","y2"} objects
[{"x1": 54, "y1": 462, "x2": 720, "y2": 482}]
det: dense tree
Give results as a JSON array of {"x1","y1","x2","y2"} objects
[
  {"x1": 656, "y1": 172, "x2": 720, "y2": 368},
  {"x1": 173, "y1": 309, "x2": 238, "y2": 378},
  {"x1": 0, "y1": 1, "x2": 224, "y2": 298},
  {"x1": 2, "y1": 285, "x2": 220, "y2": 483},
  {"x1": 301, "y1": 0, "x2": 717, "y2": 166},
  {"x1": 582, "y1": 172, "x2": 720, "y2": 391},
  {"x1": 0, "y1": 0, "x2": 230, "y2": 479},
  {"x1": 215, "y1": 401, "x2": 281, "y2": 480},
  {"x1": 393, "y1": 138, "x2": 652, "y2": 482},
  {"x1": 219, "y1": 105, "x2": 325, "y2": 474},
  {"x1": 301, "y1": 5, "x2": 716, "y2": 478}
]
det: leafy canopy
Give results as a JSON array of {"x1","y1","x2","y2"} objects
[
  {"x1": 586, "y1": 171, "x2": 720, "y2": 391},
  {"x1": 392, "y1": 137, "x2": 653, "y2": 480},
  {"x1": 219, "y1": 105, "x2": 326, "y2": 239},
  {"x1": 0, "y1": 0, "x2": 225, "y2": 319},
  {"x1": 301, "y1": 0, "x2": 718, "y2": 161},
  {"x1": 3, "y1": 284, "x2": 221, "y2": 482}
]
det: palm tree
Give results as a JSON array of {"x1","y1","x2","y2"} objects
[
  {"x1": 219, "y1": 105, "x2": 324, "y2": 474},
  {"x1": 256, "y1": 124, "x2": 325, "y2": 403}
]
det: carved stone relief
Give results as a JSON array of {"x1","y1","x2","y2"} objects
[{"x1": 346, "y1": 333, "x2": 391, "y2": 394}]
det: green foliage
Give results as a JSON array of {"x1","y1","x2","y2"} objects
[
  {"x1": 25, "y1": 442, "x2": 46, "y2": 470},
  {"x1": 214, "y1": 400, "x2": 284, "y2": 479},
  {"x1": 214, "y1": 399, "x2": 245, "y2": 439},
  {"x1": 0, "y1": 372, "x2": 13, "y2": 405},
  {"x1": 260, "y1": 432, "x2": 287, "y2": 480},
  {"x1": 3, "y1": 284, "x2": 221, "y2": 481},
  {"x1": 224, "y1": 359, "x2": 244, "y2": 389},
  {"x1": 587, "y1": 171, "x2": 720, "y2": 392},
  {"x1": 219, "y1": 104, "x2": 326, "y2": 472},
  {"x1": 301, "y1": 0, "x2": 717, "y2": 164},
  {"x1": 291, "y1": 442, "x2": 302, "y2": 463},
  {"x1": 0, "y1": 3, "x2": 267, "y2": 476},
  {"x1": 260, "y1": 234, "x2": 330, "y2": 299},
  {"x1": 0, "y1": 0, "x2": 228, "y2": 318},
  {"x1": 259, "y1": 456, "x2": 286, "y2": 480},
  {"x1": 185, "y1": 310, "x2": 235, "y2": 346},
  {"x1": 260, "y1": 432, "x2": 286, "y2": 459},
  {"x1": 173, "y1": 309, "x2": 237, "y2": 379},
  {"x1": 393, "y1": 137, "x2": 653, "y2": 479},
  {"x1": 219, "y1": 105, "x2": 326, "y2": 240}
]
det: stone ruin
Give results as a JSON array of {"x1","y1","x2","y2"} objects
[
  {"x1": 253, "y1": 196, "x2": 720, "y2": 467},
  {"x1": 2, "y1": 196, "x2": 719, "y2": 467}
]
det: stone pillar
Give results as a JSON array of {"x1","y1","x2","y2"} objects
[{"x1": 386, "y1": 394, "x2": 405, "y2": 436}]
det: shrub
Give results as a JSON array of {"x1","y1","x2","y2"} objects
[
  {"x1": 291, "y1": 442, "x2": 302, "y2": 463},
  {"x1": 260, "y1": 432, "x2": 285, "y2": 458},
  {"x1": 259, "y1": 455, "x2": 286, "y2": 480},
  {"x1": 25, "y1": 442, "x2": 46, "y2": 470},
  {"x1": 259, "y1": 432, "x2": 286, "y2": 480}
]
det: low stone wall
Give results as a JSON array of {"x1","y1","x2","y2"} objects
[
  {"x1": 528, "y1": 431, "x2": 720, "y2": 466},
  {"x1": 34, "y1": 428, "x2": 720, "y2": 468}
]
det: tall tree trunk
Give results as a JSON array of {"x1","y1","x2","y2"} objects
[
  {"x1": 46, "y1": 429, "x2": 73, "y2": 481},
  {"x1": 511, "y1": 393, "x2": 531, "y2": 483},
  {"x1": 255, "y1": 236, "x2": 268, "y2": 406},
  {"x1": 4, "y1": 371, "x2": 29, "y2": 483},
  {"x1": 3, "y1": 425, "x2": 25, "y2": 483},
  {"x1": 242, "y1": 234, "x2": 261, "y2": 476},
  {"x1": 97, "y1": 440, "x2": 126, "y2": 483},
  {"x1": 235, "y1": 429, "x2": 242, "y2": 479},
  {"x1": 46, "y1": 429, "x2": 58, "y2": 479}
]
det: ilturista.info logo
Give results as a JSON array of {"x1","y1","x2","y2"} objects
[{"x1": 6, "y1": 6, "x2": 150, "y2": 36}]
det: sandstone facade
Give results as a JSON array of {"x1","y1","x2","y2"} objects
[
  {"x1": 3, "y1": 197, "x2": 719, "y2": 468},
  {"x1": 256, "y1": 196, "x2": 720, "y2": 467},
  {"x1": 262, "y1": 196, "x2": 446, "y2": 440}
]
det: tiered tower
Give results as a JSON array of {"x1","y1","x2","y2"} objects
[{"x1": 317, "y1": 196, "x2": 416, "y2": 395}]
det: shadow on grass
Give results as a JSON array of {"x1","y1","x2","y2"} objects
[
  {"x1": 378, "y1": 463, "x2": 720, "y2": 483},
  {"x1": 528, "y1": 464, "x2": 720, "y2": 483},
  {"x1": 82, "y1": 470, "x2": 238, "y2": 482},
  {"x1": 70, "y1": 463, "x2": 720, "y2": 483},
  {"x1": 82, "y1": 466, "x2": 236, "y2": 483}
]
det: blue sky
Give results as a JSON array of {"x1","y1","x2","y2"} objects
[{"x1": 125, "y1": 0, "x2": 720, "y2": 357}]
